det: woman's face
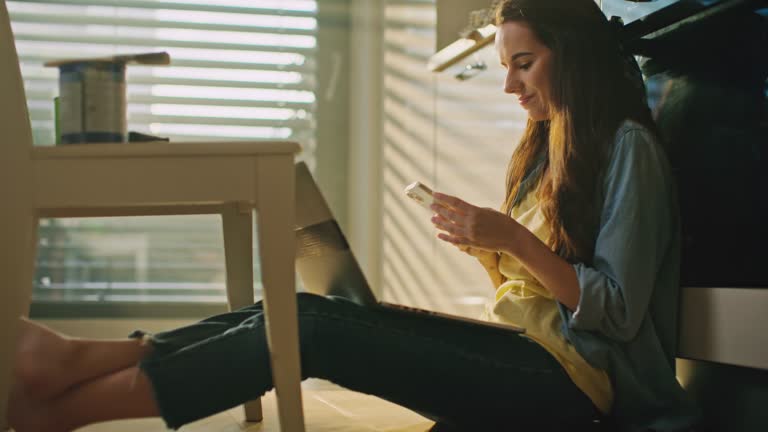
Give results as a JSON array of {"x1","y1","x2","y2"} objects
[{"x1": 495, "y1": 21, "x2": 554, "y2": 121}]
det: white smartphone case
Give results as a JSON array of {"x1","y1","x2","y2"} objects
[{"x1": 404, "y1": 181, "x2": 434, "y2": 209}]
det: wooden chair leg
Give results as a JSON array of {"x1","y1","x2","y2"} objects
[
  {"x1": 222, "y1": 202, "x2": 263, "y2": 423},
  {"x1": 0, "y1": 214, "x2": 37, "y2": 428}
]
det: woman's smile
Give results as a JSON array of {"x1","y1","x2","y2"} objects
[{"x1": 519, "y1": 94, "x2": 534, "y2": 107}]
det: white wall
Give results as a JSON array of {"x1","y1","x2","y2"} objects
[
  {"x1": 348, "y1": 0, "x2": 385, "y2": 298},
  {"x1": 350, "y1": 0, "x2": 528, "y2": 317}
]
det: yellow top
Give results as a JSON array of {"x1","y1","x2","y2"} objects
[{"x1": 480, "y1": 185, "x2": 613, "y2": 414}]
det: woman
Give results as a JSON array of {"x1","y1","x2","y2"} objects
[{"x1": 8, "y1": 0, "x2": 700, "y2": 430}]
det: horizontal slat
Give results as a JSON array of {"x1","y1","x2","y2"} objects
[
  {"x1": 383, "y1": 41, "x2": 432, "y2": 62},
  {"x1": 128, "y1": 114, "x2": 313, "y2": 129},
  {"x1": 27, "y1": 112, "x2": 313, "y2": 131},
  {"x1": 127, "y1": 95, "x2": 315, "y2": 109},
  {"x1": 37, "y1": 283, "x2": 228, "y2": 291},
  {"x1": 24, "y1": 85, "x2": 317, "y2": 105},
  {"x1": 26, "y1": 108, "x2": 315, "y2": 129},
  {"x1": 9, "y1": 12, "x2": 317, "y2": 36},
  {"x1": 20, "y1": 55, "x2": 316, "y2": 73},
  {"x1": 139, "y1": 131, "x2": 316, "y2": 144},
  {"x1": 26, "y1": 124, "x2": 314, "y2": 144},
  {"x1": 16, "y1": 43, "x2": 314, "y2": 68},
  {"x1": 38, "y1": 232, "x2": 219, "y2": 239},
  {"x1": 38, "y1": 217, "x2": 221, "y2": 228},
  {"x1": 9, "y1": 0, "x2": 317, "y2": 18},
  {"x1": 24, "y1": 91, "x2": 316, "y2": 109},
  {"x1": 11, "y1": 23, "x2": 315, "y2": 50},
  {"x1": 386, "y1": 0, "x2": 433, "y2": 6},
  {"x1": 38, "y1": 242, "x2": 224, "y2": 250},
  {"x1": 13, "y1": 33, "x2": 317, "y2": 54},
  {"x1": 21, "y1": 76, "x2": 314, "y2": 92},
  {"x1": 37, "y1": 262, "x2": 223, "y2": 271},
  {"x1": 34, "y1": 294, "x2": 228, "y2": 302},
  {"x1": 127, "y1": 76, "x2": 316, "y2": 91},
  {"x1": 33, "y1": 295, "x2": 229, "y2": 304}
]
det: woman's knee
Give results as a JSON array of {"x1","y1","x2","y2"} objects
[
  {"x1": 295, "y1": 292, "x2": 360, "y2": 315},
  {"x1": 295, "y1": 292, "x2": 331, "y2": 313}
]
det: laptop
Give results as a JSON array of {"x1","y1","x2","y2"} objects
[{"x1": 293, "y1": 162, "x2": 525, "y2": 334}]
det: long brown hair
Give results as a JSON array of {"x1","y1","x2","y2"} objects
[{"x1": 496, "y1": 0, "x2": 656, "y2": 264}]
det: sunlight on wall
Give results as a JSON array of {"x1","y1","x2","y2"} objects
[
  {"x1": 381, "y1": 1, "x2": 439, "y2": 308},
  {"x1": 381, "y1": 0, "x2": 526, "y2": 316}
]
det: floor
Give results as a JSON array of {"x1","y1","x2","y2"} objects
[{"x1": 76, "y1": 379, "x2": 435, "y2": 432}]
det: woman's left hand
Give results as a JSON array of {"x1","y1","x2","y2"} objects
[{"x1": 430, "y1": 192, "x2": 522, "y2": 255}]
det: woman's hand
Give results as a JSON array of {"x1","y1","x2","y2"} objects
[
  {"x1": 430, "y1": 192, "x2": 581, "y2": 306},
  {"x1": 429, "y1": 192, "x2": 523, "y2": 256},
  {"x1": 456, "y1": 244, "x2": 497, "y2": 263}
]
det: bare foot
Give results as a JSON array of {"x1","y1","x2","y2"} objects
[
  {"x1": 13, "y1": 317, "x2": 77, "y2": 401},
  {"x1": 8, "y1": 318, "x2": 76, "y2": 431},
  {"x1": 7, "y1": 380, "x2": 66, "y2": 432},
  {"x1": 8, "y1": 319, "x2": 156, "y2": 431}
]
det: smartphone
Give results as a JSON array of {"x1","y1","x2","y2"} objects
[{"x1": 404, "y1": 181, "x2": 434, "y2": 210}]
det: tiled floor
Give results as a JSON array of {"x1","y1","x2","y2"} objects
[{"x1": 76, "y1": 380, "x2": 435, "y2": 432}]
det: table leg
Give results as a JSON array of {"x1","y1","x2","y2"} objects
[
  {"x1": 256, "y1": 157, "x2": 305, "y2": 431},
  {"x1": 222, "y1": 202, "x2": 263, "y2": 423}
]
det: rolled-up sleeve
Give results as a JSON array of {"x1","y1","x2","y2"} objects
[{"x1": 565, "y1": 127, "x2": 675, "y2": 342}]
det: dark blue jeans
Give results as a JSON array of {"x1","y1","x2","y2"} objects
[{"x1": 131, "y1": 293, "x2": 600, "y2": 430}]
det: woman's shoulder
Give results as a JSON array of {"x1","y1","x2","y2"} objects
[
  {"x1": 598, "y1": 119, "x2": 676, "y2": 227},
  {"x1": 608, "y1": 118, "x2": 664, "y2": 162},
  {"x1": 613, "y1": 118, "x2": 656, "y2": 145},
  {"x1": 600, "y1": 119, "x2": 673, "y2": 196}
]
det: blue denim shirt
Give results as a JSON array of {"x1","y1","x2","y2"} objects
[{"x1": 515, "y1": 120, "x2": 700, "y2": 431}]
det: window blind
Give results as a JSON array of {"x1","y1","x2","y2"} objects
[{"x1": 8, "y1": 0, "x2": 318, "y2": 314}]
